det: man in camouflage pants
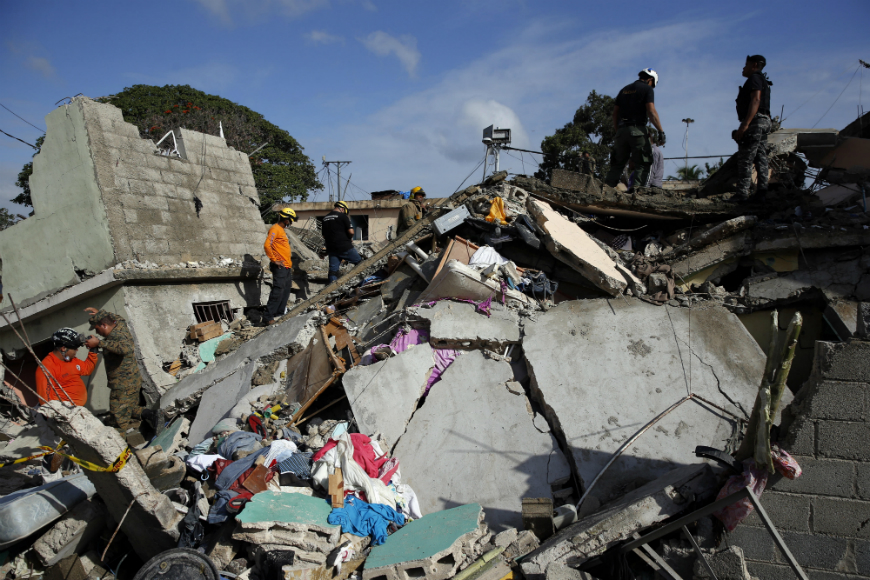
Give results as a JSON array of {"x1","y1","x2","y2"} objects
[
  {"x1": 84, "y1": 308, "x2": 162, "y2": 436},
  {"x1": 734, "y1": 55, "x2": 773, "y2": 200}
]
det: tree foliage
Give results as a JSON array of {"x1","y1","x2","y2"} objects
[
  {"x1": 703, "y1": 158, "x2": 725, "y2": 179},
  {"x1": 667, "y1": 164, "x2": 704, "y2": 181},
  {"x1": 99, "y1": 85, "x2": 322, "y2": 216},
  {"x1": 0, "y1": 208, "x2": 26, "y2": 230},
  {"x1": 13, "y1": 135, "x2": 44, "y2": 213},
  {"x1": 535, "y1": 90, "x2": 616, "y2": 182}
]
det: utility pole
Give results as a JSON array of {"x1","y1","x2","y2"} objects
[
  {"x1": 681, "y1": 118, "x2": 695, "y2": 177},
  {"x1": 322, "y1": 158, "x2": 352, "y2": 202}
]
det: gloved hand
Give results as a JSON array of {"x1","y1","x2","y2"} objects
[{"x1": 657, "y1": 131, "x2": 666, "y2": 147}]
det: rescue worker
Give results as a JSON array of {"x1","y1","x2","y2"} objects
[
  {"x1": 605, "y1": 68, "x2": 666, "y2": 190},
  {"x1": 580, "y1": 152, "x2": 597, "y2": 176},
  {"x1": 734, "y1": 55, "x2": 773, "y2": 200},
  {"x1": 263, "y1": 207, "x2": 297, "y2": 324},
  {"x1": 322, "y1": 201, "x2": 362, "y2": 283},
  {"x1": 84, "y1": 308, "x2": 161, "y2": 436},
  {"x1": 35, "y1": 328, "x2": 98, "y2": 407},
  {"x1": 397, "y1": 187, "x2": 427, "y2": 236}
]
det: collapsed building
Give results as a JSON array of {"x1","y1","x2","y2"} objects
[{"x1": 0, "y1": 96, "x2": 869, "y2": 580}]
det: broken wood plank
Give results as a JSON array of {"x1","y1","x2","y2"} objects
[
  {"x1": 188, "y1": 321, "x2": 213, "y2": 339},
  {"x1": 328, "y1": 467, "x2": 344, "y2": 508}
]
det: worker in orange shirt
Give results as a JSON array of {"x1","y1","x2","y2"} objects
[
  {"x1": 264, "y1": 207, "x2": 297, "y2": 324},
  {"x1": 36, "y1": 328, "x2": 98, "y2": 407}
]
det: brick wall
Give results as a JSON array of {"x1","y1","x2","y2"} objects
[
  {"x1": 729, "y1": 339, "x2": 870, "y2": 579},
  {"x1": 82, "y1": 98, "x2": 267, "y2": 265}
]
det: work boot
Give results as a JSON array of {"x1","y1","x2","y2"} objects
[{"x1": 141, "y1": 408, "x2": 167, "y2": 436}]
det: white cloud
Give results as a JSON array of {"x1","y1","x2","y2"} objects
[
  {"x1": 360, "y1": 0, "x2": 376, "y2": 11},
  {"x1": 359, "y1": 31, "x2": 420, "y2": 77},
  {"x1": 25, "y1": 56, "x2": 56, "y2": 78},
  {"x1": 191, "y1": 0, "x2": 330, "y2": 25},
  {"x1": 305, "y1": 30, "x2": 344, "y2": 45}
]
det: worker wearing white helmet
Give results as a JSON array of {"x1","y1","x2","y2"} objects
[{"x1": 604, "y1": 68, "x2": 666, "y2": 190}]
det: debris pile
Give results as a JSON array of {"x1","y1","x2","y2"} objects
[{"x1": 1, "y1": 113, "x2": 869, "y2": 580}]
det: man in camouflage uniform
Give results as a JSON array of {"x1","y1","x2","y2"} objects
[
  {"x1": 579, "y1": 152, "x2": 597, "y2": 176},
  {"x1": 84, "y1": 308, "x2": 162, "y2": 435},
  {"x1": 734, "y1": 55, "x2": 773, "y2": 200}
]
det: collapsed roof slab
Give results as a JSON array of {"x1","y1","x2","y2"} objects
[
  {"x1": 523, "y1": 299, "x2": 774, "y2": 506},
  {"x1": 513, "y1": 175, "x2": 743, "y2": 221},
  {"x1": 393, "y1": 350, "x2": 570, "y2": 532},
  {"x1": 411, "y1": 301, "x2": 521, "y2": 350}
]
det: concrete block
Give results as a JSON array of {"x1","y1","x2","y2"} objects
[
  {"x1": 814, "y1": 341, "x2": 870, "y2": 383},
  {"x1": 776, "y1": 531, "x2": 849, "y2": 571},
  {"x1": 393, "y1": 351, "x2": 568, "y2": 531},
  {"x1": 857, "y1": 303, "x2": 870, "y2": 338},
  {"x1": 414, "y1": 301, "x2": 520, "y2": 350},
  {"x1": 770, "y1": 457, "x2": 854, "y2": 499},
  {"x1": 856, "y1": 539, "x2": 870, "y2": 576},
  {"x1": 743, "y1": 561, "x2": 795, "y2": 580},
  {"x1": 523, "y1": 299, "x2": 766, "y2": 500},
  {"x1": 33, "y1": 500, "x2": 107, "y2": 567},
  {"x1": 362, "y1": 503, "x2": 484, "y2": 580},
  {"x1": 857, "y1": 464, "x2": 870, "y2": 500},
  {"x1": 544, "y1": 562, "x2": 599, "y2": 580},
  {"x1": 806, "y1": 381, "x2": 867, "y2": 421},
  {"x1": 813, "y1": 497, "x2": 870, "y2": 539},
  {"x1": 233, "y1": 491, "x2": 341, "y2": 552},
  {"x1": 520, "y1": 465, "x2": 716, "y2": 579},
  {"x1": 45, "y1": 555, "x2": 88, "y2": 580},
  {"x1": 693, "y1": 546, "x2": 751, "y2": 580},
  {"x1": 343, "y1": 343, "x2": 434, "y2": 449},
  {"x1": 817, "y1": 421, "x2": 870, "y2": 461},
  {"x1": 824, "y1": 301, "x2": 860, "y2": 340},
  {"x1": 727, "y1": 525, "x2": 776, "y2": 562},
  {"x1": 133, "y1": 446, "x2": 187, "y2": 491},
  {"x1": 742, "y1": 492, "x2": 810, "y2": 532},
  {"x1": 783, "y1": 416, "x2": 816, "y2": 456},
  {"x1": 188, "y1": 362, "x2": 257, "y2": 443},
  {"x1": 39, "y1": 402, "x2": 182, "y2": 562},
  {"x1": 528, "y1": 199, "x2": 630, "y2": 296}
]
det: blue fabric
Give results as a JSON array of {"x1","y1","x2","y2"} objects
[
  {"x1": 326, "y1": 495, "x2": 405, "y2": 546},
  {"x1": 207, "y1": 490, "x2": 236, "y2": 524},
  {"x1": 217, "y1": 431, "x2": 262, "y2": 459},
  {"x1": 328, "y1": 247, "x2": 363, "y2": 282},
  {"x1": 400, "y1": 190, "x2": 411, "y2": 199},
  {"x1": 215, "y1": 446, "x2": 270, "y2": 491},
  {"x1": 277, "y1": 452, "x2": 313, "y2": 479}
]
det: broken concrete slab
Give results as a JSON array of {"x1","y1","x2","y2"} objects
[
  {"x1": 824, "y1": 300, "x2": 860, "y2": 340},
  {"x1": 858, "y1": 302, "x2": 870, "y2": 338},
  {"x1": 149, "y1": 416, "x2": 189, "y2": 455},
  {"x1": 39, "y1": 402, "x2": 182, "y2": 562},
  {"x1": 523, "y1": 299, "x2": 768, "y2": 505},
  {"x1": 412, "y1": 301, "x2": 520, "y2": 350},
  {"x1": 418, "y1": 260, "x2": 531, "y2": 307},
  {"x1": 528, "y1": 199, "x2": 634, "y2": 296},
  {"x1": 520, "y1": 465, "x2": 715, "y2": 580},
  {"x1": 343, "y1": 343, "x2": 435, "y2": 450},
  {"x1": 693, "y1": 546, "x2": 752, "y2": 580},
  {"x1": 33, "y1": 499, "x2": 107, "y2": 567},
  {"x1": 393, "y1": 350, "x2": 570, "y2": 531},
  {"x1": 233, "y1": 491, "x2": 340, "y2": 553},
  {"x1": 188, "y1": 362, "x2": 257, "y2": 444},
  {"x1": 161, "y1": 311, "x2": 318, "y2": 416},
  {"x1": 362, "y1": 503, "x2": 485, "y2": 580},
  {"x1": 134, "y1": 446, "x2": 187, "y2": 491},
  {"x1": 544, "y1": 562, "x2": 600, "y2": 580}
]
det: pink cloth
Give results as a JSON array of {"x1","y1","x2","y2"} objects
[{"x1": 426, "y1": 349, "x2": 461, "y2": 394}]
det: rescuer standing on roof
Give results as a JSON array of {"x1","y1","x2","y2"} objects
[
  {"x1": 397, "y1": 187, "x2": 427, "y2": 236},
  {"x1": 264, "y1": 207, "x2": 297, "y2": 324},
  {"x1": 83, "y1": 308, "x2": 163, "y2": 436},
  {"x1": 36, "y1": 328, "x2": 98, "y2": 407},
  {"x1": 734, "y1": 55, "x2": 773, "y2": 201},
  {"x1": 321, "y1": 200, "x2": 363, "y2": 283},
  {"x1": 605, "y1": 68, "x2": 666, "y2": 190}
]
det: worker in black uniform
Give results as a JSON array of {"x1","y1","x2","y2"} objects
[
  {"x1": 604, "y1": 68, "x2": 666, "y2": 190},
  {"x1": 321, "y1": 200, "x2": 362, "y2": 283},
  {"x1": 734, "y1": 55, "x2": 773, "y2": 200}
]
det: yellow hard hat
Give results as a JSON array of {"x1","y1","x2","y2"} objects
[
  {"x1": 334, "y1": 201, "x2": 349, "y2": 211},
  {"x1": 411, "y1": 186, "x2": 423, "y2": 194},
  {"x1": 278, "y1": 207, "x2": 297, "y2": 221}
]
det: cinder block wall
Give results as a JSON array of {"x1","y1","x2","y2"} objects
[
  {"x1": 81, "y1": 98, "x2": 266, "y2": 265},
  {"x1": 729, "y1": 339, "x2": 870, "y2": 579}
]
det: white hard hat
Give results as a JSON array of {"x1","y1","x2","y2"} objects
[{"x1": 640, "y1": 68, "x2": 659, "y2": 88}]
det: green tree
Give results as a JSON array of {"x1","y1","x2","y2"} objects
[
  {"x1": 0, "y1": 208, "x2": 25, "y2": 230},
  {"x1": 667, "y1": 164, "x2": 703, "y2": 181},
  {"x1": 535, "y1": 90, "x2": 615, "y2": 182},
  {"x1": 13, "y1": 135, "x2": 44, "y2": 214},
  {"x1": 100, "y1": 85, "x2": 322, "y2": 218},
  {"x1": 703, "y1": 158, "x2": 725, "y2": 179}
]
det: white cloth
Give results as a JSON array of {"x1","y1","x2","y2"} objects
[
  {"x1": 185, "y1": 454, "x2": 222, "y2": 472},
  {"x1": 264, "y1": 439, "x2": 298, "y2": 467},
  {"x1": 468, "y1": 246, "x2": 508, "y2": 267},
  {"x1": 311, "y1": 433, "x2": 396, "y2": 507},
  {"x1": 396, "y1": 483, "x2": 422, "y2": 519}
]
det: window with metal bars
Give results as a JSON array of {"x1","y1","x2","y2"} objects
[{"x1": 192, "y1": 300, "x2": 234, "y2": 324}]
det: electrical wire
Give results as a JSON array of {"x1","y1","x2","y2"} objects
[
  {"x1": 783, "y1": 61, "x2": 860, "y2": 123},
  {"x1": 813, "y1": 66, "x2": 860, "y2": 128},
  {"x1": 0, "y1": 102, "x2": 45, "y2": 133},
  {"x1": 0, "y1": 128, "x2": 38, "y2": 149},
  {"x1": 454, "y1": 152, "x2": 488, "y2": 193}
]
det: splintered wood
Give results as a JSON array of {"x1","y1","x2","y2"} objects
[{"x1": 328, "y1": 467, "x2": 344, "y2": 508}]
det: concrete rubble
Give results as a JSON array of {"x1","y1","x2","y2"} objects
[{"x1": 1, "y1": 98, "x2": 869, "y2": 580}]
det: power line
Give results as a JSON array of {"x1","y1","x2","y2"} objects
[
  {"x1": 783, "y1": 61, "x2": 860, "y2": 122},
  {"x1": 813, "y1": 66, "x2": 860, "y2": 128},
  {"x1": 0, "y1": 128, "x2": 38, "y2": 149},
  {"x1": 0, "y1": 102, "x2": 45, "y2": 133}
]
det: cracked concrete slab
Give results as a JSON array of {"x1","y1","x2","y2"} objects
[
  {"x1": 523, "y1": 299, "x2": 770, "y2": 506},
  {"x1": 412, "y1": 301, "x2": 520, "y2": 350},
  {"x1": 188, "y1": 362, "x2": 257, "y2": 444},
  {"x1": 393, "y1": 350, "x2": 569, "y2": 532},
  {"x1": 343, "y1": 343, "x2": 435, "y2": 449}
]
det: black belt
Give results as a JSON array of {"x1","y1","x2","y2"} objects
[{"x1": 618, "y1": 122, "x2": 648, "y2": 128}]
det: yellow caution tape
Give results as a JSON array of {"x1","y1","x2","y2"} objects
[{"x1": 0, "y1": 439, "x2": 132, "y2": 473}]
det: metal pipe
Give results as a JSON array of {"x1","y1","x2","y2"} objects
[{"x1": 405, "y1": 241, "x2": 428, "y2": 261}]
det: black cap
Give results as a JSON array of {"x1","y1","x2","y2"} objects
[
  {"x1": 52, "y1": 328, "x2": 84, "y2": 349},
  {"x1": 747, "y1": 55, "x2": 766, "y2": 69}
]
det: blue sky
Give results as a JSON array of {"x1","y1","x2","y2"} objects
[{"x1": 1, "y1": 0, "x2": 867, "y2": 211}]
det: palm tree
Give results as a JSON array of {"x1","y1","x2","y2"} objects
[{"x1": 666, "y1": 164, "x2": 703, "y2": 181}]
